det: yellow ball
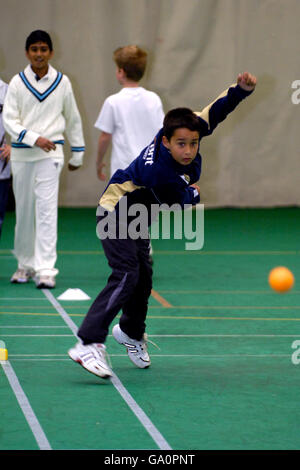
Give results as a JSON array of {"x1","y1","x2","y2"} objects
[{"x1": 268, "y1": 266, "x2": 295, "y2": 293}]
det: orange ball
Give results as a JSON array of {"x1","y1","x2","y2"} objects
[{"x1": 268, "y1": 266, "x2": 295, "y2": 293}]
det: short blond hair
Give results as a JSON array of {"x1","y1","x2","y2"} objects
[{"x1": 113, "y1": 45, "x2": 147, "y2": 82}]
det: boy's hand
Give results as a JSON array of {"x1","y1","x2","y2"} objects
[
  {"x1": 68, "y1": 163, "x2": 80, "y2": 171},
  {"x1": 97, "y1": 162, "x2": 106, "y2": 181},
  {"x1": 190, "y1": 183, "x2": 200, "y2": 195},
  {"x1": 35, "y1": 137, "x2": 56, "y2": 153},
  {"x1": 0, "y1": 144, "x2": 11, "y2": 160},
  {"x1": 237, "y1": 72, "x2": 257, "y2": 91}
]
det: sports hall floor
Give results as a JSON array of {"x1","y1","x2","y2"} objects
[{"x1": 1, "y1": 206, "x2": 300, "y2": 451}]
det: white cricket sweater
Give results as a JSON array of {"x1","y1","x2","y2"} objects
[{"x1": 3, "y1": 64, "x2": 85, "y2": 165}]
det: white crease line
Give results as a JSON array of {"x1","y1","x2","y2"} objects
[
  {"x1": 2, "y1": 331, "x2": 300, "y2": 337},
  {"x1": 0, "y1": 326, "x2": 69, "y2": 328},
  {"x1": 8, "y1": 354, "x2": 291, "y2": 359},
  {"x1": 148, "y1": 334, "x2": 300, "y2": 338},
  {"x1": 1, "y1": 334, "x2": 73, "y2": 337},
  {"x1": 1, "y1": 360, "x2": 51, "y2": 450},
  {"x1": 42, "y1": 289, "x2": 172, "y2": 451},
  {"x1": 0, "y1": 298, "x2": 49, "y2": 300}
]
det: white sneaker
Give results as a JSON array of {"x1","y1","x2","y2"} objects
[
  {"x1": 10, "y1": 268, "x2": 34, "y2": 284},
  {"x1": 68, "y1": 342, "x2": 112, "y2": 379},
  {"x1": 35, "y1": 275, "x2": 56, "y2": 289},
  {"x1": 112, "y1": 324, "x2": 151, "y2": 369}
]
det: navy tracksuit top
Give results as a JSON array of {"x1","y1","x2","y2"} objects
[{"x1": 98, "y1": 84, "x2": 253, "y2": 224}]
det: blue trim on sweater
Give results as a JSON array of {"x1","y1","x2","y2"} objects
[
  {"x1": 12, "y1": 139, "x2": 65, "y2": 149},
  {"x1": 19, "y1": 71, "x2": 63, "y2": 102},
  {"x1": 17, "y1": 129, "x2": 27, "y2": 142}
]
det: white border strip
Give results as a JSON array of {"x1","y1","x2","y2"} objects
[
  {"x1": 42, "y1": 289, "x2": 172, "y2": 451},
  {"x1": 7, "y1": 354, "x2": 292, "y2": 360},
  {"x1": 1, "y1": 360, "x2": 51, "y2": 450},
  {"x1": 2, "y1": 331, "x2": 300, "y2": 338}
]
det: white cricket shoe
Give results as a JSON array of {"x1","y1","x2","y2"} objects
[
  {"x1": 68, "y1": 342, "x2": 112, "y2": 379},
  {"x1": 10, "y1": 268, "x2": 34, "y2": 284},
  {"x1": 112, "y1": 324, "x2": 151, "y2": 369},
  {"x1": 35, "y1": 275, "x2": 56, "y2": 289}
]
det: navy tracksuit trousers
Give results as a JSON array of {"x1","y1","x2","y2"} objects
[{"x1": 77, "y1": 235, "x2": 153, "y2": 344}]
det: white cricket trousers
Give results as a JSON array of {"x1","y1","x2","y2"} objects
[{"x1": 11, "y1": 158, "x2": 63, "y2": 277}]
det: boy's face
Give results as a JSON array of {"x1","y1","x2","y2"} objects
[
  {"x1": 26, "y1": 41, "x2": 53, "y2": 72},
  {"x1": 162, "y1": 128, "x2": 200, "y2": 166}
]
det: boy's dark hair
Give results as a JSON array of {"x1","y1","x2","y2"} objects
[
  {"x1": 163, "y1": 108, "x2": 202, "y2": 140},
  {"x1": 25, "y1": 30, "x2": 53, "y2": 51},
  {"x1": 113, "y1": 45, "x2": 147, "y2": 82}
]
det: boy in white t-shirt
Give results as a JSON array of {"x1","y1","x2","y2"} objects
[{"x1": 94, "y1": 45, "x2": 164, "y2": 180}]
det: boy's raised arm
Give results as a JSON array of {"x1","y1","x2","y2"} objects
[{"x1": 195, "y1": 71, "x2": 257, "y2": 136}]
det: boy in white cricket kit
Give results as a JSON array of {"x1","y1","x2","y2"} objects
[{"x1": 3, "y1": 30, "x2": 85, "y2": 289}]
